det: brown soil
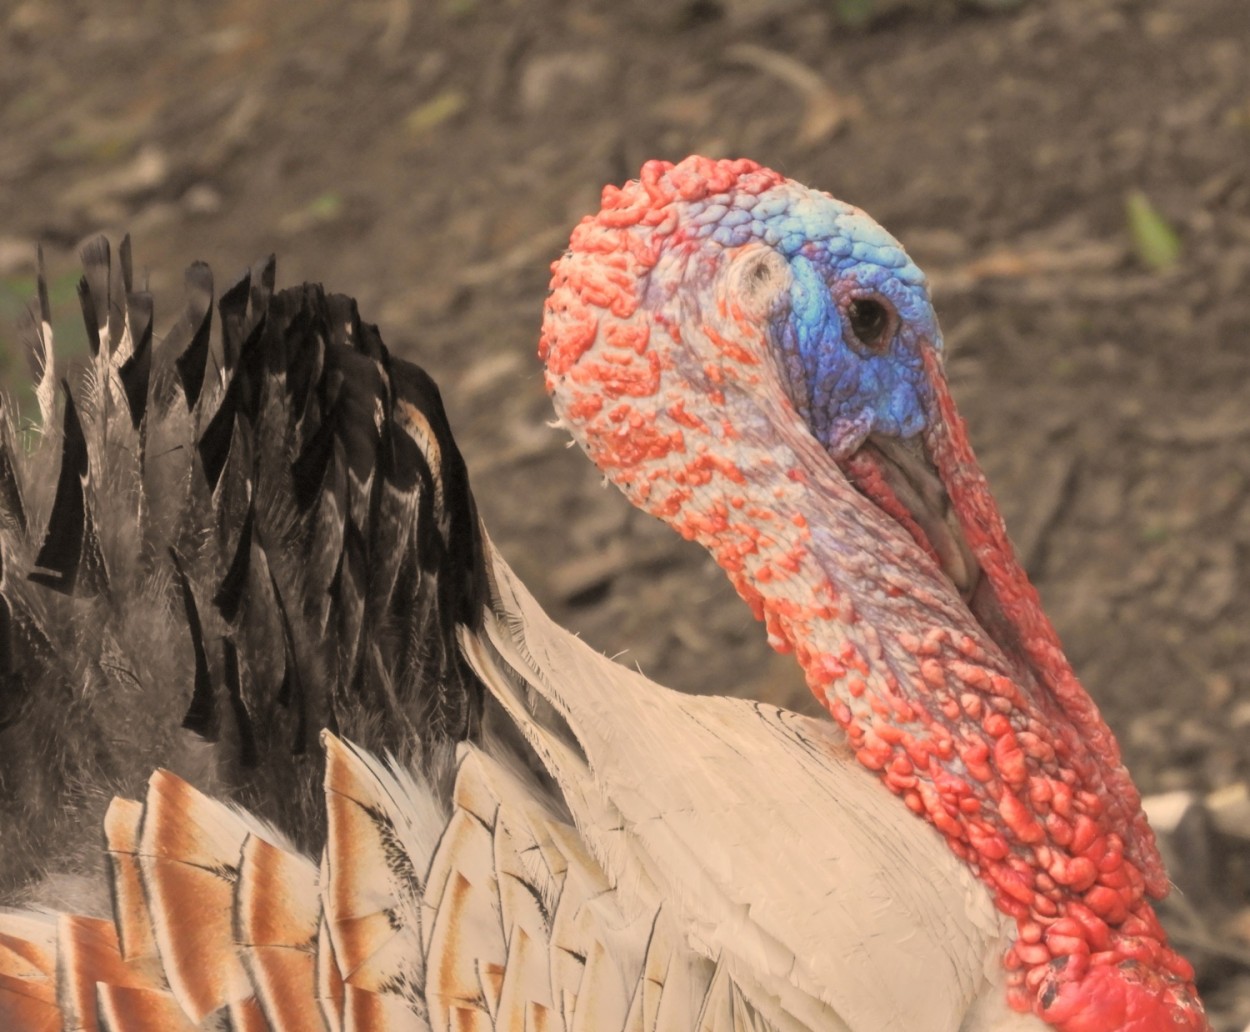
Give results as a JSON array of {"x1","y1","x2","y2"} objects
[{"x1": 1, "y1": 0, "x2": 1248, "y2": 1024}]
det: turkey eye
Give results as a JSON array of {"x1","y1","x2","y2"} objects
[{"x1": 847, "y1": 298, "x2": 891, "y2": 352}]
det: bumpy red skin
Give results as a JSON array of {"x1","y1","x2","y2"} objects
[{"x1": 540, "y1": 157, "x2": 1207, "y2": 1031}]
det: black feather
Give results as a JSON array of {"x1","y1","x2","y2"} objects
[
  {"x1": 284, "y1": 293, "x2": 323, "y2": 427},
  {"x1": 119, "y1": 289, "x2": 153, "y2": 430},
  {"x1": 213, "y1": 500, "x2": 253, "y2": 624},
  {"x1": 249, "y1": 255, "x2": 276, "y2": 326},
  {"x1": 28, "y1": 383, "x2": 105, "y2": 596},
  {"x1": 234, "y1": 278, "x2": 275, "y2": 426},
  {"x1": 171, "y1": 550, "x2": 216, "y2": 741},
  {"x1": 334, "y1": 349, "x2": 385, "y2": 495},
  {"x1": 77, "y1": 237, "x2": 111, "y2": 358},
  {"x1": 218, "y1": 266, "x2": 252, "y2": 373},
  {"x1": 330, "y1": 514, "x2": 367, "y2": 686},
  {"x1": 0, "y1": 447, "x2": 25, "y2": 534},
  {"x1": 172, "y1": 261, "x2": 215, "y2": 409},
  {"x1": 357, "y1": 316, "x2": 387, "y2": 364},
  {"x1": 291, "y1": 393, "x2": 337, "y2": 511},
  {"x1": 110, "y1": 234, "x2": 132, "y2": 355},
  {"x1": 197, "y1": 374, "x2": 238, "y2": 492},
  {"x1": 35, "y1": 246, "x2": 51, "y2": 328},
  {"x1": 391, "y1": 361, "x2": 486, "y2": 629},
  {"x1": 118, "y1": 234, "x2": 134, "y2": 295},
  {"x1": 0, "y1": 405, "x2": 27, "y2": 534},
  {"x1": 265, "y1": 561, "x2": 307, "y2": 754},
  {"x1": 222, "y1": 637, "x2": 258, "y2": 768}
]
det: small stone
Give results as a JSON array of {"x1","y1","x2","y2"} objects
[
  {"x1": 1206, "y1": 783, "x2": 1250, "y2": 843},
  {"x1": 63, "y1": 145, "x2": 170, "y2": 213},
  {"x1": 1206, "y1": 674, "x2": 1235, "y2": 710},
  {"x1": 1142, "y1": 790, "x2": 1214, "y2": 908},
  {"x1": 1229, "y1": 701, "x2": 1250, "y2": 730},
  {"x1": 520, "y1": 53, "x2": 609, "y2": 115},
  {"x1": 182, "y1": 183, "x2": 223, "y2": 216}
]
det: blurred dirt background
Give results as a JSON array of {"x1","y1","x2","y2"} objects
[{"x1": 1, "y1": 0, "x2": 1248, "y2": 1025}]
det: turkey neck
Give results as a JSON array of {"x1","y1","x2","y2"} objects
[{"x1": 541, "y1": 153, "x2": 1204, "y2": 1031}]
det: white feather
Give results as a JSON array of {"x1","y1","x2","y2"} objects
[{"x1": 461, "y1": 545, "x2": 1046, "y2": 1032}]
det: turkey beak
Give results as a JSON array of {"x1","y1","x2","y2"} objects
[{"x1": 858, "y1": 434, "x2": 982, "y2": 603}]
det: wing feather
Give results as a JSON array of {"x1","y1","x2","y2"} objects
[
  {"x1": 236, "y1": 834, "x2": 322, "y2": 1032},
  {"x1": 54, "y1": 912, "x2": 156, "y2": 1032},
  {"x1": 93, "y1": 984, "x2": 199, "y2": 1032},
  {"x1": 0, "y1": 972, "x2": 60, "y2": 1032},
  {"x1": 103, "y1": 797, "x2": 159, "y2": 976},
  {"x1": 316, "y1": 911, "x2": 345, "y2": 1032},
  {"x1": 0, "y1": 911, "x2": 59, "y2": 1032},
  {"x1": 321, "y1": 733, "x2": 438, "y2": 1026},
  {"x1": 137, "y1": 769, "x2": 288, "y2": 1023}
]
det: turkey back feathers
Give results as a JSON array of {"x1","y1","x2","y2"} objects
[{"x1": 0, "y1": 238, "x2": 487, "y2": 897}]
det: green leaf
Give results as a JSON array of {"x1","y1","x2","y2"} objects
[
  {"x1": 405, "y1": 91, "x2": 468, "y2": 138},
  {"x1": 1125, "y1": 190, "x2": 1181, "y2": 271},
  {"x1": 833, "y1": 0, "x2": 877, "y2": 25},
  {"x1": 307, "y1": 192, "x2": 343, "y2": 221}
]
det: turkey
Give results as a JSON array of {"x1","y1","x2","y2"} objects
[{"x1": 0, "y1": 156, "x2": 1207, "y2": 1032}]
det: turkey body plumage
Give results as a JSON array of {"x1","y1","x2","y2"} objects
[
  {"x1": 0, "y1": 158, "x2": 1208, "y2": 1032},
  {"x1": 0, "y1": 240, "x2": 483, "y2": 887}
]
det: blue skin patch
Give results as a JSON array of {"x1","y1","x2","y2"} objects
[
  {"x1": 770, "y1": 192, "x2": 941, "y2": 458},
  {"x1": 691, "y1": 184, "x2": 943, "y2": 459},
  {"x1": 777, "y1": 249, "x2": 938, "y2": 457}
]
